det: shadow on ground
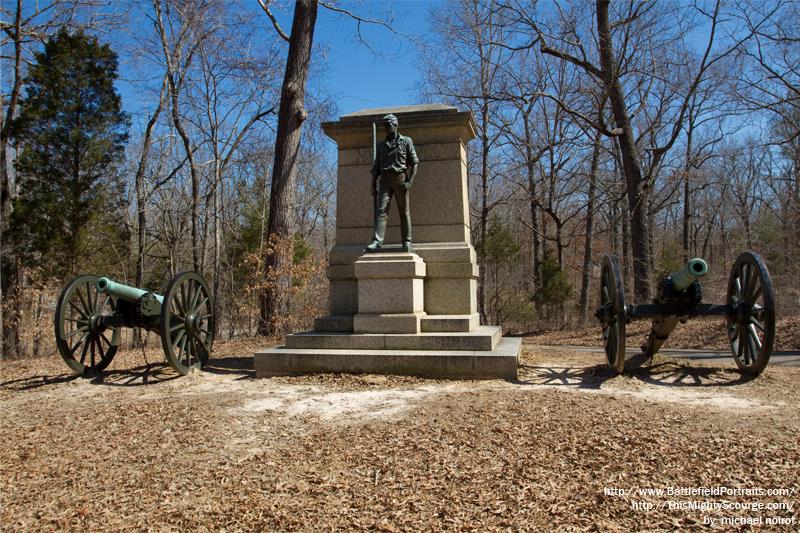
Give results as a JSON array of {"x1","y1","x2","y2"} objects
[
  {"x1": 91, "y1": 363, "x2": 182, "y2": 386},
  {"x1": 0, "y1": 354, "x2": 255, "y2": 390},
  {"x1": 517, "y1": 353, "x2": 758, "y2": 389},
  {"x1": 0, "y1": 372, "x2": 80, "y2": 392},
  {"x1": 203, "y1": 356, "x2": 255, "y2": 379}
]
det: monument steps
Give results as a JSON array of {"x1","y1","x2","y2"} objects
[
  {"x1": 255, "y1": 336, "x2": 521, "y2": 379},
  {"x1": 285, "y1": 325, "x2": 501, "y2": 351}
]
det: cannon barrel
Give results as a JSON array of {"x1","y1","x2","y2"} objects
[
  {"x1": 668, "y1": 258, "x2": 708, "y2": 292},
  {"x1": 96, "y1": 277, "x2": 164, "y2": 304}
]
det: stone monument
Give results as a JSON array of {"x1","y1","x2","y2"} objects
[{"x1": 254, "y1": 104, "x2": 521, "y2": 379}]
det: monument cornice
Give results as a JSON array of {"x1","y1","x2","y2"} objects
[{"x1": 322, "y1": 104, "x2": 477, "y2": 148}]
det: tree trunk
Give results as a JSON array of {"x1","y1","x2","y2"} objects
[
  {"x1": 622, "y1": 199, "x2": 631, "y2": 295},
  {"x1": 682, "y1": 113, "x2": 694, "y2": 261},
  {"x1": 477, "y1": 99, "x2": 490, "y2": 324},
  {"x1": 522, "y1": 108, "x2": 541, "y2": 308},
  {"x1": 596, "y1": 0, "x2": 651, "y2": 301},
  {"x1": 0, "y1": 0, "x2": 24, "y2": 359},
  {"x1": 258, "y1": 0, "x2": 318, "y2": 336},
  {"x1": 135, "y1": 78, "x2": 166, "y2": 289},
  {"x1": 213, "y1": 156, "x2": 222, "y2": 337},
  {"x1": 133, "y1": 79, "x2": 166, "y2": 346},
  {"x1": 579, "y1": 129, "x2": 601, "y2": 323}
]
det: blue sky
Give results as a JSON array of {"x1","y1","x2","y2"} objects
[
  {"x1": 108, "y1": 1, "x2": 439, "y2": 130},
  {"x1": 295, "y1": 0, "x2": 438, "y2": 116}
]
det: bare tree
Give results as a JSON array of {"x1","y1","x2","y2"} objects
[
  {"x1": 421, "y1": 0, "x2": 511, "y2": 323},
  {"x1": 257, "y1": 0, "x2": 319, "y2": 336},
  {"x1": 502, "y1": 0, "x2": 773, "y2": 301}
]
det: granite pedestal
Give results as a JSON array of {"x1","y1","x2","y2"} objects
[{"x1": 254, "y1": 104, "x2": 520, "y2": 379}]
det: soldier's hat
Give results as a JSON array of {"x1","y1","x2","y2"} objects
[{"x1": 382, "y1": 113, "x2": 398, "y2": 124}]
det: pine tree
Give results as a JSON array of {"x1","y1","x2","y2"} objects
[{"x1": 10, "y1": 28, "x2": 129, "y2": 278}]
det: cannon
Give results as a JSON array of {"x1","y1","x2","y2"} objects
[
  {"x1": 54, "y1": 272, "x2": 214, "y2": 377},
  {"x1": 595, "y1": 252, "x2": 775, "y2": 375}
]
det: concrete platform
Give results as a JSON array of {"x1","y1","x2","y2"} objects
[
  {"x1": 285, "y1": 325, "x2": 501, "y2": 351},
  {"x1": 254, "y1": 336, "x2": 521, "y2": 379}
]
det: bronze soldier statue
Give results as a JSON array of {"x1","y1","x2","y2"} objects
[{"x1": 366, "y1": 114, "x2": 419, "y2": 252}]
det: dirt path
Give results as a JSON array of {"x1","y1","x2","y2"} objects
[{"x1": 2, "y1": 340, "x2": 798, "y2": 531}]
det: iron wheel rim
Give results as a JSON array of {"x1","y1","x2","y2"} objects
[
  {"x1": 54, "y1": 274, "x2": 119, "y2": 377},
  {"x1": 600, "y1": 256, "x2": 626, "y2": 374},
  {"x1": 160, "y1": 272, "x2": 214, "y2": 375},
  {"x1": 727, "y1": 252, "x2": 775, "y2": 375}
]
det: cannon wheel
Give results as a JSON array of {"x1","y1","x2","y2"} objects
[
  {"x1": 727, "y1": 252, "x2": 775, "y2": 375},
  {"x1": 600, "y1": 256, "x2": 626, "y2": 374},
  {"x1": 54, "y1": 275, "x2": 119, "y2": 377},
  {"x1": 160, "y1": 271, "x2": 214, "y2": 375}
]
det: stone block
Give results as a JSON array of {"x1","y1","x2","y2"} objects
[
  {"x1": 424, "y1": 278, "x2": 477, "y2": 315},
  {"x1": 326, "y1": 264, "x2": 355, "y2": 279},
  {"x1": 413, "y1": 242, "x2": 477, "y2": 264},
  {"x1": 425, "y1": 262, "x2": 479, "y2": 278},
  {"x1": 313, "y1": 315, "x2": 354, "y2": 332},
  {"x1": 421, "y1": 313, "x2": 479, "y2": 332},
  {"x1": 353, "y1": 312, "x2": 424, "y2": 334},
  {"x1": 354, "y1": 252, "x2": 426, "y2": 279},
  {"x1": 357, "y1": 279, "x2": 424, "y2": 314},
  {"x1": 329, "y1": 279, "x2": 357, "y2": 316}
]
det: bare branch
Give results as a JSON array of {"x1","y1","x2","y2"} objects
[
  {"x1": 318, "y1": 1, "x2": 421, "y2": 45},
  {"x1": 256, "y1": 0, "x2": 290, "y2": 42}
]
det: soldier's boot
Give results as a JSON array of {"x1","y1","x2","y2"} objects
[
  {"x1": 401, "y1": 240, "x2": 413, "y2": 253},
  {"x1": 366, "y1": 240, "x2": 382, "y2": 251}
]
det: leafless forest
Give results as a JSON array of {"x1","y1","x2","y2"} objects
[{"x1": 1, "y1": 0, "x2": 798, "y2": 359}]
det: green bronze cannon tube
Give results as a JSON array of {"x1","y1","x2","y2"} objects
[
  {"x1": 669, "y1": 258, "x2": 708, "y2": 291},
  {"x1": 96, "y1": 277, "x2": 164, "y2": 304}
]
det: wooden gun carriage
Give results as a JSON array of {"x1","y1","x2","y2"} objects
[
  {"x1": 54, "y1": 272, "x2": 215, "y2": 377},
  {"x1": 595, "y1": 252, "x2": 775, "y2": 375}
]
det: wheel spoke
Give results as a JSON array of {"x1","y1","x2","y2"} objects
[
  {"x1": 750, "y1": 284, "x2": 763, "y2": 306},
  {"x1": 96, "y1": 295, "x2": 111, "y2": 314},
  {"x1": 189, "y1": 337, "x2": 199, "y2": 366},
  {"x1": 741, "y1": 325, "x2": 753, "y2": 365},
  {"x1": 740, "y1": 264, "x2": 749, "y2": 299},
  {"x1": 173, "y1": 292, "x2": 185, "y2": 317},
  {"x1": 170, "y1": 322, "x2": 185, "y2": 333},
  {"x1": 190, "y1": 282, "x2": 202, "y2": 313},
  {"x1": 69, "y1": 300, "x2": 87, "y2": 318},
  {"x1": 64, "y1": 326, "x2": 88, "y2": 338},
  {"x1": 69, "y1": 332, "x2": 89, "y2": 355},
  {"x1": 736, "y1": 334, "x2": 744, "y2": 363},
  {"x1": 744, "y1": 270, "x2": 759, "y2": 305},
  {"x1": 90, "y1": 338, "x2": 96, "y2": 367},
  {"x1": 194, "y1": 296, "x2": 209, "y2": 316},
  {"x1": 172, "y1": 329, "x2": 186, "y2": 350},
  {"x1": 745, "y1": 327, "x2": 758, "y2": 363},
  {"x1": 179, "y1": 334, "x2": 189, "y2": 366},
  {"x1": 181, "y1": 282, "x2": 189, "y2": 315},
  {"x1": 100, "y1": 332, "x2": 113, "y2": 349},
  {"x1": 91, "y1": 285, "x2": 98, "y2": 315},
  {"x1": 750, "y1": 317, "x2": 765, "y2": 332},
  {"x1": 79, "y1": 338, "x2": 90, "y2": 364},
  {"x1": 747, "y1": 323, "x2": 762, "y2": 351},
  {"x1": 76, "y1": 286, "x2": 91, "y2": 316}
]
